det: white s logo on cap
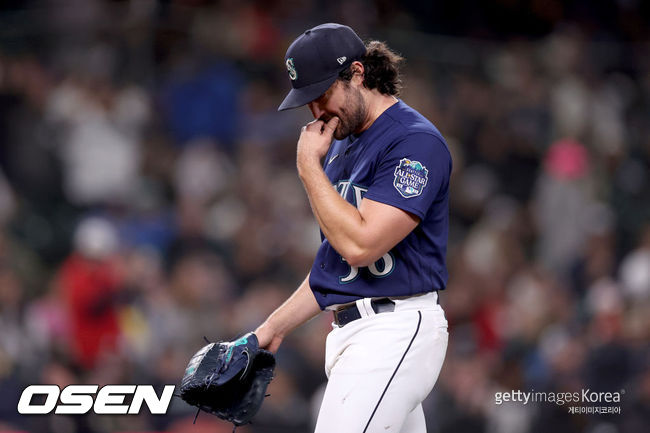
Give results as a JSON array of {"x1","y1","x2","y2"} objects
[{"x1": 286, "y1": 58, "x2": 297, "y2": 80}]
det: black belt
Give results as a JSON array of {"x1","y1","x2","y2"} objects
[{"x1": 333, "y1": 298, "x2": 395, "y2": 327}]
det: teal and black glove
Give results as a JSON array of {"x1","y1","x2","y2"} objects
[{"x1": 180, "y1": 333, "x2": 275, "y2": 427}]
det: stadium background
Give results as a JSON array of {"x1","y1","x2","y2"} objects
[{"x1": 0, "y1": 0, "x2": 649, "y2": 432}]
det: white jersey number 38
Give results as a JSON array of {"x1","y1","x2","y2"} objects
[
  {"x1": 334, "y1": 181, "x2": 396, "y2": 283},
  {"x1": 340, "y1": 252, "x2": 395, "y2": 283}
]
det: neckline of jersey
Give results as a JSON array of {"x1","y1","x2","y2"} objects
[{"x1": 348, "y1": 99, "x2": 403, "y2": 145}]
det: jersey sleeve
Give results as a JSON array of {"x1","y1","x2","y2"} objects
[{"x1": 363, "y1": 132, "x2": 452, "y2": 220}]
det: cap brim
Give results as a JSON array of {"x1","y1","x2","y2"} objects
[{"x1": 277, "y1": 74, "x2": 339, "y2": 111}]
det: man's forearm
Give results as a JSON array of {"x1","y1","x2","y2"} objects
[
  {"x1": 298, "y1": 158, "x2": 368, "y2": 264},
  {"x1": 255, "y1": 274, "x2": 321, "y2": 352},
  {"x1": 266, "y1": 274, "x2": 321, "y2": 336}
]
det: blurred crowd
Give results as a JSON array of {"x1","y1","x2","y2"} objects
[{"x1": 1, "y1": 1, "x2": 649, "y2": 433}]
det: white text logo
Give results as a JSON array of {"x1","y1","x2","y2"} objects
[{"x1": 17, "y1": 385, "x2": 175, "y2": 415}]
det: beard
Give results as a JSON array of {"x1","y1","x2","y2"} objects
[{"x1": 332, "y1": 84, "x2": 366, "y2": 140}]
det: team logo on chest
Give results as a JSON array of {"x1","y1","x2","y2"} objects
[{"x1": 394, "y1": 158, "x2": 428, "y2": 198}]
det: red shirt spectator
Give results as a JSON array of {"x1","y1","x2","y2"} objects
[{"x1": 59, "y1": 253, "x2": 122, "y2": 370}]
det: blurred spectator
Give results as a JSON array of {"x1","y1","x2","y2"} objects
[
  {"x1": 160, "y1": 59, "x2": 242, "y2": 150},
  {"x1": 47, "y1": 76, "x2": 148, "y2": 206},
  {"x1": 58, "y1": 217, "x2": 124, "y2": 369},
  {"x1": 619, "y1": 224, "x2": 650, "y2": 301},
  {"x1": 533, "y1": 139, "x2": 602, "y2": 276}
]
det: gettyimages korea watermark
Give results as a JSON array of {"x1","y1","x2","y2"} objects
[{"x1": 494, "y1": 389, "x2": 625, "y2": 414}]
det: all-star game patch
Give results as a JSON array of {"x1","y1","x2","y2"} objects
[{"x1": 393, "y1": 158, "x2": 429, "y2": 198}]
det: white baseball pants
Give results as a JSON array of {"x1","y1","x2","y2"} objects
[{"x1": 314, "y1": 292, "x2": 448, "y2": 433}]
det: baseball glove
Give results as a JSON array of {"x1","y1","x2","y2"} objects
[{"x1": 180, "y1": 332, "x2": 276, "y2": 428}]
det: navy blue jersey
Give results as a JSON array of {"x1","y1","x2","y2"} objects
[{"x1": 309, "y1": 100, "x2": 452, "y2": 309}]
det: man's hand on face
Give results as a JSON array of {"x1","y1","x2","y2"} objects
[{"x1": 296, "y1": 116, "x2": 340, "y2": 170}]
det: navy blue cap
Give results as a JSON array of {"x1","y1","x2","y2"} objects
[{"x1": 278, "y1": 23, "x2": 366, "y2": 111}]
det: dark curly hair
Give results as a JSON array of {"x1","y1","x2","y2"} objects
[{"x1": 338, "y1": 40, "x2": 404, "y2": 96}]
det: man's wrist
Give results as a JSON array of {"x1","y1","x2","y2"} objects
[
  {"x1": 259, "y1": 317, "x2": 285, "y2": 339},
  {"x1": 297, "y1": 154, "x2": 323, "y2": 179}
]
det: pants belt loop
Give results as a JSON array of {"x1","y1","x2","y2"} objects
[{"x1": 356, "y1": 298, "x2": 372, "y2": 318}]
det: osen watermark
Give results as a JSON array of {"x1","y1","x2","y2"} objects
[{"x1": 18, "y1": 384, "x2": 175, "y2": 415}]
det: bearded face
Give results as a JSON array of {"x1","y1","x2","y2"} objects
[{"x1": 308, "y1": 79, "x2": 368, "y2": 140}]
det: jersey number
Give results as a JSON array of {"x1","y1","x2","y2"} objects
[
  {"x1": 339, "y1": 252, "x2": 395, "y2": 283},
  {"x1": 334, "y1": 181, "x2": 396, "y2": 283}
]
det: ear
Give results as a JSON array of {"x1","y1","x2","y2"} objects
[{"x1": 350, "y1": 61, "x2": 365, "y2": 86}]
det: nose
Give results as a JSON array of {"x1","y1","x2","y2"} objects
[{"x1": 308, "y1": 101, "x2": 324, "y2": 120}]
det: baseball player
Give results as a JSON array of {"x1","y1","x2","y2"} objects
[{"x1": 255, "y1": 23, "x2": 451, "y2": 433}]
